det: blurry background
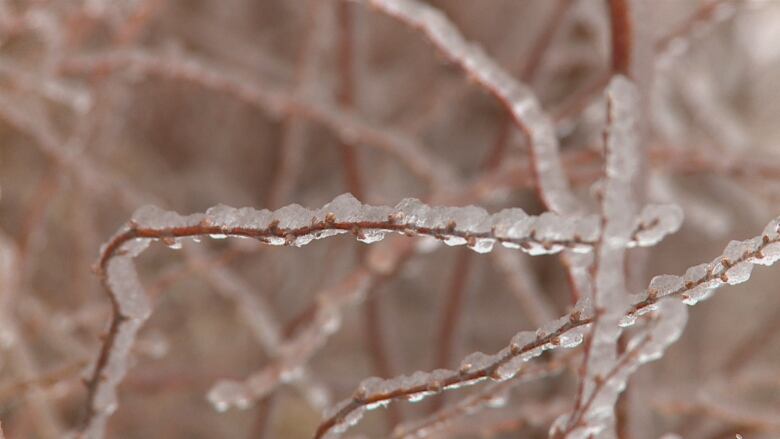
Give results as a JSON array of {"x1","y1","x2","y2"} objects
[{"x1": 1, "y1": 0, "x2": 780, "y2": 437}]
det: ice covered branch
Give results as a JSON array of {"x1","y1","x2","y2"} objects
[
  {"x1": 391, "y1": 355, "x2": 568, "y2": 439},
  {"x1": 560, "y1": 75, "x2": 642, "y2": 438},
  {"x1": 551, "y1": 301, "x2": 688, "y2": 438}
]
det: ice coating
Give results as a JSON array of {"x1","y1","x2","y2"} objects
[
  {"x1": 564, "y1": 300, "x2": 688, "y2": 439},
  {"x1": 131, "y1": 204, "x2": 204, "y2": 229},
  {"x1": 118, "y1": 194, "x2": 633, "y2": 257},
  {"x1": 108, "y1": 194, "x2": 680, "y2": 263},
  {"x1": 632, "y1": 204, "x2": 684, "y2": 247},
  {"x1": 315, "y1": 297, "x2": 597, "y2": 438},
  {"x1": 105, "y1": 256, "x2": 151, "y2": 320},
  {"x1": 559, "y1": 75, "x2": 641, "y2": 438}
]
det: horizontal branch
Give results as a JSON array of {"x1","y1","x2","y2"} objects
[{"x1": 99, "y1": 194, "x2": 680, "y2": 270}]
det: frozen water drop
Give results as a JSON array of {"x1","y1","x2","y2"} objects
[
  {"x1": 357, "y1": 230, "x2": 386, "y2": 244},
  {"x1": 162, "y1": 237, "x2": 182, "y2": 250},
  {"x1": 468, "y1": 238, "x2": 495, "y2": 254},
  {"x1": 207, "y1": 380, "x2": 250, "y2": 412}
]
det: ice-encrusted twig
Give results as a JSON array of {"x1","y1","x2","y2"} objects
[
  {"x1": 353, "y1": 0, "x2": 580, "y2": 215},
  {"x1": 559, "y1": 75, "x2": 641, "y2": 438},
  {"x1": 206, "y1": 268, "x2": 372, "y2": 412},
  {"x1": 552, "y1": 300, "x2": 688, "y2": 438},
  {"x1": 99, "y1": 194, "x2": 674, "y2": 262},
  {"x1": 194, "y1": 255, "x2": 330, "y2": 412},
  {"x1": 59, "y1": 50, "x2": 456, "y2": 189},
  {"x1": 391, "y1": 355, "x2": 568, "y2": 439},
  {"x1": 313, "y1": 211, "x2": 780, "y2": 438}
]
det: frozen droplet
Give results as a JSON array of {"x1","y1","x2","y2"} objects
[
  {"x1": 163, "y1": 237, "x2": 182, "y2": 250},
  {"x1": 443, "y1": 236, "x2": 467, "y2": 246},
  {"x1": 211, "y1": 399, "x2": 229, "y2": 413},
  {"x1": 416, "y1": 236, "x2": 440, "y2": 253},
  {"x1": 266, "y1": 236, "x2": 285, "y2": 246},
  {"x1": 468, "y1": 238, "x2": 495, "y2": 254},
  {"x1": 365, "y1": 400, "x2": 390, "y2": 410},
  {"x1": 559, "y1": 328, "x2": 586, "y2": 348},
  {"x1": 486, "y1": 392, "x2": 509, "y2": 408},
  {"x1": 406, "y1": 391, "x2": 433, "y2": 403},
  {"x1": 357, "y1": 230, "x2": 386, "y2": 244},
  {"x1": 207, "y1": 380, "x2": 251, "y2": 412},
  {"x1": 292, "y1": 235, "x2": 315, "y2": 247},
  {"x1": 494, "y1": 356, "x2": 524, "y2": 381}
]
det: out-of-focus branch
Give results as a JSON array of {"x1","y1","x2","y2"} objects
[{"x1": 59, "y1": 50, "x2": 457, "y2": 190}]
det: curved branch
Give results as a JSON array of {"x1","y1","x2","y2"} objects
[{"x1": 352, "y1": 0, "x2": 580, "y2": 215}]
